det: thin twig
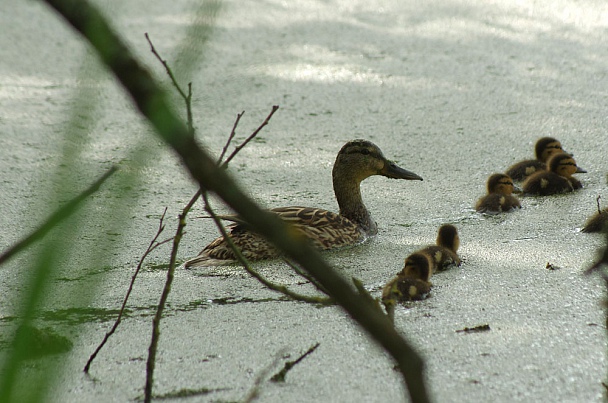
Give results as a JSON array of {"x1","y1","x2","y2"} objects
[
  {"x1": 202, "y1": 192, "x2": 332, "y2": 305},
  {"x1": 84, "y1": 209, "x2": 172, "y2": 373},
  {"x1": 282, "y1": 258, "x2": 330, "y2": 296},
  {"x1": 0, "y1": 166, "x2": 118, "y2": 267},
  {"x1": 242, "y1": 351, "x2": 285, "y2": 403},
  {"x1": 145, "y1": 200, "x2": 196, "y2": 402},
  {"x1": 270, "y1": 343, "x2": 320, "y2": 383},
  {"x1": 597, "y1": 195, "x2": 602, "y2": 214},
  {"x1": 218, "y1": 111, "x2": 245, "y2": 164},
  {"x1": 142, "y1": 35, "x2": 200, "y2": 403},
  {"x1": 145, "y1": 33, "x2": 193, "y2": 134},
  {"x1": 222, "y1": 105, "x2": 279, "y2": 167}
]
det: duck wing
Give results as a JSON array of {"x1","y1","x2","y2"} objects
[
  {"x1": 269, "y1": 206, "x2": 364, "y2": 249},
  {"x1": 184, "y1": 207, "x2": 364, "y2": 268}
]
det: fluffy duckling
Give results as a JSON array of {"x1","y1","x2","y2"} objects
[
  {"x1": 506, "y1": 137, "x2": 570, "y2": 181},
  {"x1": 184, "y1": 139, "x2": 423, "y2": 267},
  {"x1": 475, "y1": 173, "x2": 521, "y2": 214},
  {"x1": 522, "y1": 153, "x2": 584, "y2": 196},
  {"x1": 382, "y1": 253, "x2": 433, "y2": 319},
  {"x1": 582, "y1": 208, "x2": 608, "y2": 233},
  {"x1": 416, "y1": 224, "x2": 461, "y2": 272},
  {"x1": 399, "y1": 251, "x2": 434, "y2": 282},
  {"x1": 382, "y1": 273, "x2": 432, "y2": 321}
]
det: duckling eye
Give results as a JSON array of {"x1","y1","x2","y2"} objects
[{"x1": 360, "y1": 149, "x2": 370, "y2": 156}]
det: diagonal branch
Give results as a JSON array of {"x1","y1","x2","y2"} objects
[
  {"x1": 41, "y1": 2, "x2": 430, "y2": 401},
  {"x1": 0, "y1": 166, "x2": 118, "y2": 267}
]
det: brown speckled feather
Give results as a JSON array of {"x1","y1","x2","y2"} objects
[{"x1": 185, "y1": 207, "x2": 364, "y2": 267}]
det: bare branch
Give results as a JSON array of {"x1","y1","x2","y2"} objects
[
  {"x1": 84, "y1": 208, "x2": 172, "y2": 373},
  {"x1": 270, "y1": 343, "x2": 320, "y2": 383},
  {"x1": 145, "y1": 33, "x2": 193, "y2": 134},
  {"x1": 222, "y1": 105, "x2": 279, "y2": 167},
  {"x1": 218, "y1": 111, "x2": 245, "y2": 164}
]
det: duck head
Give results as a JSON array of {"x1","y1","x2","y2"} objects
[
  {"x1": 547, "y1": 153, "x2": 583, "y2": 178},
  {"x1": 487, "y1": 173, "x2": 519, "y2": 195},
  {"x1": 333, "y1": 140, "x2": 423, "y2": 183},
  {"x1": 535, "y1": 137, "x2": 566, "y2": 163}
]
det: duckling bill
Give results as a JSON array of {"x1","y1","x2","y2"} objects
[
  {"x1": 522, "y1": 153, "x2": 584, "y2": 196},
  {"x1": 184, "y1": 139, "x2": 422, "y2": 267},
  {"x1": 506, "y1": 137, "x2": 585, "y2": 181},
  {"x1": 475, "y1": 173, "x2": 521, "y2": 214}
]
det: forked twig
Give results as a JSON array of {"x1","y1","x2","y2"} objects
[
  {"x1": 242, "y1": 351, "x2": 285, "y2": 403},
  {"x1": 0, "y1": 166, "x2": 118, "y2": 267},
  {"x1": 222, "y1": 105, "x2": 279, "y2": 167},
  {"x1": 84, "y1": 208, "x2": 173, "y2": 373},
  {"x1": 218, "y1": 111, "x2": 245, "y2": 164},
  {"x1": 145, "y1": 196, "x2": 197, "y2": 402}
]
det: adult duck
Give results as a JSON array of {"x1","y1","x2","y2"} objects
[{"x1": 184, "y1": 139, "x2": 423, "y2": 267}]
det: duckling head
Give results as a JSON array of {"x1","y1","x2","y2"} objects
[
  {"x1": 547, "y1": 153, "x2": 581, "y2": 178},
  {"x1": 436, "y1": 224, "x2": 460, "y2": 253},
  {"x1": 535, "y1": 137, "x2": 564, "y2": 162},
  {"x1": 400, "y1": 252, "x2": 433, "y2": 281},
  {"x1": 333, "y1": 140, "x2": 423, "y2": 184},
  {"x1": 486, "y1": 173, "x2": 518, "y2": 195}
]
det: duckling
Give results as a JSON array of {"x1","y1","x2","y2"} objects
[
  {"x1": 506, "y1": 137, "x2": 569, "y2": 181},
  {"x1": 475, "y1": 173, "x2": 521, "y2": 214},
  {"x1": 582, "y1": 209, "x2": 608, "y2": 233},
  {"x1": 522, "y1": 153, "x2": 584, "y2": 196},
  {"x1": 399, "y1": 251, "x2": 435, "y2": 282},
  {"x1": 382, "y1": 271, "x2": 431, "y2": 311},
  {"x1": 417, "y1": 224, "x2": 461, "y2": 272},
  {"x1": 184, "y1": 139, "x2": 423, "y2": 267},
  {"x1": 381, "y1": 272, "x2": 432, "y2": 321}
]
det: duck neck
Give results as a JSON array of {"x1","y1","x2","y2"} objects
[{"x1": 333, "y1": 172, "x2": 377, "y2": 235}]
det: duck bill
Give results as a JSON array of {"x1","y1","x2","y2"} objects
[
  {"x1": 512, "y1": 185, "x2": 523, "y2": 194},
  {"x1": 382, "y1": 161, "x2": 423, "y2": 180},
  {"x1": 575, "y1": 166, "x2": 587, "y2": 173}
]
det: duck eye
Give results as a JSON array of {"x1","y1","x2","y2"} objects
[{"x1": 360, "y1": 149, "x2": 370, "y2": 155}]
